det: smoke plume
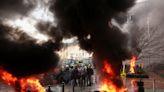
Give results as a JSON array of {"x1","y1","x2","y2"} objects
[
  {"x1": 0, "y1": 24, "x2": 60, "y2": 77},
  {"x1": 0, "y1": 0, "x2": 64, "y2": 77},
  {"x1": 127, "y1": 0, "x2": 164, "y2": 65},
  {"x1": 0, "y1": 0, "x2": 135, "y2": 83},
  {"x1": 51, "y1": 0, "x2": 135, "y2": 87},
  {"x1": 0, "y1": 0, "x2": 35, "y2": 19}
]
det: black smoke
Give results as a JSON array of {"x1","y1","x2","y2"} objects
[
  {"x1": 0, "y1": 24, "x2": 59, "y2": 77},
  {"x1": 0, "y1": 0, "x2": 135, "y2": 86},
  {"x1": 0, "y1": 0, "x2": 64, "y2": 78},
  {"x1": 51, "y1": 0, "x2": 135, "y2": 87},
  {"x1": 0, "y1": 0, "x2": 34, "y2": 18},
  {"x1": 113, "y1": 12, "x2": 128, "y2": 25}
]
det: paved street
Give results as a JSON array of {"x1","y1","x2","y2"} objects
[
  {"x1": 0, "y1": 82, "x2": 164, "y2": 92},
  {"x1": 48, "y1": 84, "x2": 164, "y2": 92},
  {"x1": 47, "y1": 84, "x2": 99, "y2": 92},
  {"x1": 0, "y1": 72, "x2": 164, "y2": 92},
  {"x1": 0, "y1": 83, "x2": 98, "y2": 92}
]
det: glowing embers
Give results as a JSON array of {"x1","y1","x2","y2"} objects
[
  {"x1": 0, "y1": 68, "x2": 45, "y2": 92},
  {"x1": 129, "y1": 56, "x2": 137, "y2": 74},
  {"x1": 100, "y1": 60, "x2": 127, "y2": 92}
]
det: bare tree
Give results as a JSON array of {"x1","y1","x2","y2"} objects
[{"x1": 131, "y1": 23, "x2": 164, "y2": 67}]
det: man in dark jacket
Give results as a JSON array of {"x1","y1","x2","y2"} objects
[
  {"x1": 72, "y1": 67, "x2": 79, "y2": 86},
  {"x1": 87, "y1": 66, "x2": 94, "y2": 86}
]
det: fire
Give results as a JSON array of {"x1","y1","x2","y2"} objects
[
  {"x1": 0, "y1": 69, "x2": 18, "y2": 85},
  {"x1": 129, "y1": 56, "x2": 137, "y2": 73},
  {"x1": 101, "y1": 80, "x2": 116, "y2": 92},
  {"x1": 129, "y1": 56, "x2": 138, "y2": 92},
  {"x1": 0, "y1": 68, "x2": 45, "y2": 92},
  {"x1": 102, "y1": 61, "x2": 115, "y2": 77},
  {"x1": 100, "y1": 79, "x2": 127, "y2": 92},
  {"x1": 100, "y1": 60, "x2": 127, "y2": 92},
  {"x1": 19, "y1": 78, "x2": 45, "y2": 92}
]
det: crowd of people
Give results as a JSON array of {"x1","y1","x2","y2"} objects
[{"x1": 42, "y1": 64, "x2": 95, "y2": 87}]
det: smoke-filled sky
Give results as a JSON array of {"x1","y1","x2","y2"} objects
[
  {"x1": 0, "y1": 0, "x2": 61, "y2": 77},
  {"x1": 0, "y1": 0, "x2": 162, "y2": 78}
]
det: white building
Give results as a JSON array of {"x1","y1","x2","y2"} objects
[{"x1": 57, "y1": 44, "x2": 92, "y2": 61}]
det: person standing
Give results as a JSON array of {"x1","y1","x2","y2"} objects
[
  {"x1": 72, "y1": 66, "x2": 79, "y2": 86},
  {"x1": 87, "y1": 65, "x2": 94, "y2": 86}
]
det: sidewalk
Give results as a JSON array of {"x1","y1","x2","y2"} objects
[{"x1": 47, "y1": 84, "x2": 99, "y2": 92}]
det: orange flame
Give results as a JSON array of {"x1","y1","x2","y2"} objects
[
  {"x1": 100, "y1": 79, "x2": 127, "y2": 92},
  {"x1": 102, "y1": 61, "x2": 115, "y2": 77},
  {"x1": 100, "y1": 60, "x2": 127, "y2": 92},
  {"x1": 0, "y1": 68, "x2": 45, "y2": 92},
  {"x1": 19, "y1": 77, "x2": 45, "y2": 92},
  {"x1": 129, "y1": 56, "x2": 136, "y2": 73},
  {"x1": 0, "y1": 69, "x2": 18, "y2": 85}
]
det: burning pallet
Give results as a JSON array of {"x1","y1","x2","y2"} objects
[{"x1": 121, "y1": 56, "x2": 149, "y2": 79}]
